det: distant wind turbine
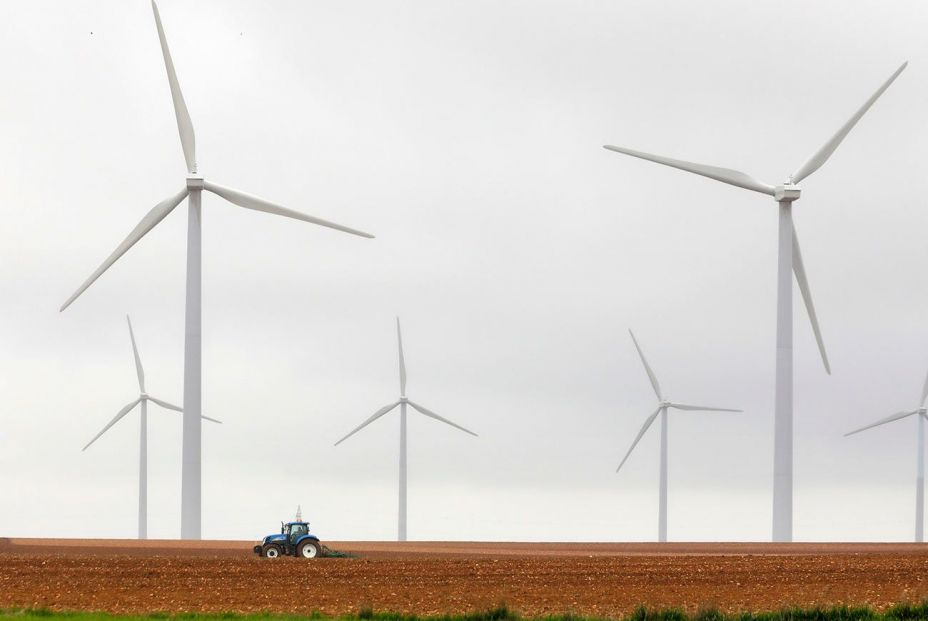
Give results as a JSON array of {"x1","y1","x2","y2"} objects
[
  {"x1": 335, "y1": 318, "x2": 477, "y2": 541},
  {"x1": 604, "y1": 62, "x2": 906, "y2": 542},
  {"x1": 845, "y1": 370, "x2": 928, "y2": 542},
  {"x1": 616, "y1": 330, "x2": 741, "y2": 542},
  {"x1": 83, "y1": 316, "x2": 220, "y2": 539},
  {"x1": 60, "y1": 1, "x2": 373, "y2": 539}
]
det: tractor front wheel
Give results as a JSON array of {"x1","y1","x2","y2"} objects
[
  {"x1": 298, "y1": 540, "x2": 321, "y2": 558},
  {"x1": 262, "y1": 544, "x2": 282, "y2": 558}
]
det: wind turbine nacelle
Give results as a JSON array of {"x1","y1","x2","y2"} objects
[
  {"x1": 186, "y1": 175, "x2": 204, "y2": 190},
  {"x1": 774, "y1": 184, "x2": 801, "y2": 202}
]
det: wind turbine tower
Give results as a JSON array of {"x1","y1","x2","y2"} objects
[
  {"x1": 335, "y1": 318, "x2": 477, "y2": 541},
  {"x1": 604, "y1": 63, "x2": 906, "y2": 541},
  {"x1": 616, "y1": 330, "x2": 740, "y2": 542},
  {"x1": 83, "y1": 316, "x2": 220, "y2": 539},
  {"x1": 845, "y1": 370, "x2": 928, "y2": 542},
  {"x1": 61, "y1": 2, "x2": 373, "y2": 539}
]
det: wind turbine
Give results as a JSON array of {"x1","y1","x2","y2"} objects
[
  {"x1": 845, "y1": 370, "x2": 928, "y2": 542},
  {"x1": 60, "y1": 1, "x2": 373, "y2": 539},
  {"x1": 616, "y1": 330, "x2": 740, "y2": 542},
  {"x1": 335, "y1": 318, "x2": 477, "y2": 541},
  {"x1": 83, "y1": 315, "x2": 221, "y2": 539},
  {"x1": 603, "y1": 62, "x2": 906, "y2": 542}
]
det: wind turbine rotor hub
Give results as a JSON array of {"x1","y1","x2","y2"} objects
[
  {"x1": 774, "y1": 184, "x2": 801, "y2": 202},
  {"x1": 140, "y1": 392, "x2": 149, "y2": 400},
  {"x1": 186, "y1": 175, "x2": 204, "y2": 190},
  {"x1": 919, "y1": 408, "x2": 927, "y2": 415},
  {"x1": 399, "y1": 397, "x2": 409, "y2": 404}
]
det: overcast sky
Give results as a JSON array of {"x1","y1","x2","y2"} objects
[{"x1": 2, "y1": 0, "x2": 928, "y2": 542}]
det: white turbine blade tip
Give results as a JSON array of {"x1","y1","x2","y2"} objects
[
  {"x1": 203, "y1": 181, "x2": 375, "y2": 239},
  {"x1": 397, "y1": 317, "x2": 407, "y2": 395},
  {"x1": 148, "y1": 396, "x2": 183, "y2": 413},
  {"x1": 920, "y1": 367, "x2": 928, "y2": 407},
  {"x1": 792, "y1": 62, "x2": 908, "y2": 184},
  {"x1": 670, "y1": 403, "x2": 742, "y2": 412},
  {"x1": 844, "y1": 410, "x2": 918, "y2": 436},
  {"x1": 334, "y1": 401, "x2": 400, "y2": 446},
  {"x1": 127, "y1": 316, "x2": 145, "y2": 391},
  {"x1": 151, "y1": 0, "x2": 197, "y2": 174},
  {"x1": 603, "y1": 144, "x2": 775, "y2": 196},
  {"x1": 615, "y1": 406, "x2": 661, "y2": 474},
  {"x1": 628, "y1": 330, "x2": 662, "y2": 401},
  {"x1": 82, "y1": 398, "x2": 142, "y2": 452},
  {"x1": 59, "y1": 188, "x2": 188, "y2": 312},
  {"x1": 791, "y1": 224, "x2": 830, "y2": 375},
  {"x1": 408, "y1": 400, "x2": 478, "y2": 436}
]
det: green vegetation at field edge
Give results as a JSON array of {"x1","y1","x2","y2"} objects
[{"x1": 3, "y1": 604, "x2": 928, "y2": 621}]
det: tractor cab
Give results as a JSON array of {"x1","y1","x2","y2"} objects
[{"x1": 283, "y1": 521, "x2": 310, "y2": 543}]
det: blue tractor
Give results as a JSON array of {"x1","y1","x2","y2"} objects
[{"x1": 254, "y1": 521, "x2": 323, "y2": 558}]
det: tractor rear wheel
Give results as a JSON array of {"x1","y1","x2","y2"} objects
[
  {"x1": 262, "y1": 544, "x2": 282, "y2": 558},
  {"x1": 298, "y1": 540, "x2": 321, "y2": 558}
]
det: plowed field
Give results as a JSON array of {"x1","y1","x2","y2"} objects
[{"x1": 1, "y1": 539, "x2": 927, "y2": 616}]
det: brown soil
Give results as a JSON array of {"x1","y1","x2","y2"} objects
[{"x1": 0, "y1": 539, "x2": 927, "y2": 616}]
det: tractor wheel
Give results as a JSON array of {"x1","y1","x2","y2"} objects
[
  {"x1": 298, "y1": 540, "x2": 321, "y2": 559},
  {"x1": 262, "y1": 544, "x2": 282, "y2": 558}
]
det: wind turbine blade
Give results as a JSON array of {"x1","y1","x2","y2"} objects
[
  {"x1": 603, "y1": 145, "x2": 775, "y2": 196},
  {"x1": 151, "y1": 0, "x2": 197, "y2": 174},
  {"x1": 616, "y1": 406, "x2": 661, "y2": 473},
  {"x1": 397, "y1": 317, "x2": 407, "y2": 396},
  {"x1": 791, "y1": 223, "x2": 831, "y2": 374},
  {"x1": 148, "y1": 396, "x2": 222, "y2": 423},
  {"x1": 668, "y1": 403, "x2": 742, "y2": 412},
  {"x1": 60, "y1": 188, "x2": 189, "y2": 311},
  {"x1": 845, "y1": 410, "x2": 918, "y2": 436},
  {"x1": 126, "y1": 316, "x2": 145, "y2": 392},
  {"x1": 82, "y1": 398, "x2": 142, "y2": 451},
  {"x1": 147, "y1": 396, "x2": 182, "y2": 412},
  {"x1": 792, "y1": 62, "x2": 907, "y2": 184},
  {"x1": 407, "y1": 400, "x2": 478, "y2": 437},
  {"x1": 921, "y1": 368, "x2": 928, "y2": 407},
  {"x1": 628, "y1": 330, "x2": 662, "y2": 400},
  {"x1": 203, "y1": 181, "x2": 375, "y2": 239},
  {"x1": 334, "y1": 401, "x2": 401, "y2": 446}
]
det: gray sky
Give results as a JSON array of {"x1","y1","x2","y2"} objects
[{"x1": 1, "y1": 0, "x2": 928, "y2": 541}]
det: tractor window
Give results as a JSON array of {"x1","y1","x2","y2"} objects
[{"x1": 289, "y1": 523, "x2": 307, "y2": 543}]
